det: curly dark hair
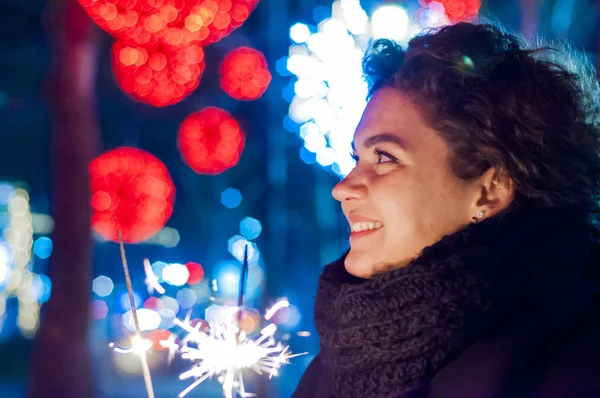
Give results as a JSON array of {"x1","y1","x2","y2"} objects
[{"x1": 363, "y1": 23, "x2": 600, "y2": 212}]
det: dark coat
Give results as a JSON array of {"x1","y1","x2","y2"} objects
[
  {"x1": 293, "y1": 297, "x2": 600, "y2": 398},
  {"x1": 293, "y1": 205, "x2": 600, "y2": 398}
]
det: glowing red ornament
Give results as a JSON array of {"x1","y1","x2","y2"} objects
[
  {"x1": 185, "y1": 262, "x2": 204, "y2": 284},
  {"x1": 420, "y1": 0, "x2": 480, "y2": 22},
  {"x1": 112, "y1": 41, "x2": 206, "y2": 107},
  {"x1": 219, "y1": 47, "x2": 271, "y2": 101},
  {"x1": 89, "y1": 147, "x2": 176, "y2": 243},
  {"x1": 178, "y1": 107, "x2": 245, "y2": 175},
  {"x1": 186, "y1": 0, "x2": 261, "y2": 46},
  {"x1": 78, "y1": 0, "x2": 260, "y2": 47}
]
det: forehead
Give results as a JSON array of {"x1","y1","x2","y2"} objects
[
  {"x1": 353, "y1": 88, "x2": 443, "y2": 152},
  {"x1": 355, "y1": 88, "x2": 418, "y2": 140}
]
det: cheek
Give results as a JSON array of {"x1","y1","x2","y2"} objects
[
  {"x1": 370, "y1": 173, "x2": 422, "y2": 232},
  {"x1": 370, "y1": 170, "x2": 450, "y2": 239}
]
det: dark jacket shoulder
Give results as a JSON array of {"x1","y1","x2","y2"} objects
[{"x1": 293, "y1": 302, "x2": 600, "y2": 398}]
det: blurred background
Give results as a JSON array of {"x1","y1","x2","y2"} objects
[{"x1": 0, "y1": 0, "x2": 598, "y2": 397}]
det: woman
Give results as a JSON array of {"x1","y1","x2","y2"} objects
[{"x1": 293, "y1": 23, "x2": 600, "y2": 397}]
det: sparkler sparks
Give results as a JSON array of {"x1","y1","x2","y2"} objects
[
  {"x1": 110, "y1": 335, "x2": 153, "y2": 355},
  {"x1": 144, "y1": 258, "x2": 165, "y2": 295},
  {"x1": 112, "y1": 242, "x2": 304, "y2": 397},
  {"x1": 172, "y1": 300, "x2": 306, "y2": 398}
]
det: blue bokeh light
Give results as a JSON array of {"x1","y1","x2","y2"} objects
[
  {"x1": 0, "y1": 182, "x2": 15, "y2": 205},
  {"x1": 33, "y1": 274, "x2": 52, "y2": 303},
  {"x1": 33, "y1": 237, "x2": 53, "y2": 259},
  {"x1": 240, "y1": 217, "x2": 262, "y2": 240},
  {"x1": 212, "y1": 259, "x2": 263, "y2": 302},
  {"x1": 0, "y1": 240, "x2": 13, "y2": 292},
  {"x1": 118, "y1": 290, "x2": 143, "y2": 312},
  {"x1": 221, "y1": 188, "x2": 242, "y2": 209}
]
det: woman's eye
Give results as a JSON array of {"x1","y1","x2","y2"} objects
[{"x1": 375, "y1": 149, "x2": 397, "y2": 164}]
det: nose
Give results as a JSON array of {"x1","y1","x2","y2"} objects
[{"x1": 332, "y1": 170, "x2": 367, "y2": 203}]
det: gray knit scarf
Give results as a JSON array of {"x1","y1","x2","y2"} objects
[{"x1": 314, "y1": 205, "x2": 599, "y2": 397}]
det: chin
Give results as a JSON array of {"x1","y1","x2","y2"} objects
[{"x1": 344, "y1": 250, "x2": 375, "y2": 278}]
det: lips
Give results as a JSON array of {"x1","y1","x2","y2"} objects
[
  {"x1": 350, "y1": 221, "x2": 383, "y2": 233},
  {"x1": 348, "y1": 222, "x2": 383, "y2": 245},
  {"x1": 345, "y1": 213, "x2": 384, "y2": 243}
]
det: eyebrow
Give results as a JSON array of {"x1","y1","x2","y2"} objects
[{"x1": 351, "y1": 133, "x2": 410, "y2": 152}]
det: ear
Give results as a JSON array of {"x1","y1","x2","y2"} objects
[{"x1": 472, "y1": 167, "x2": 515, "y2": 221}]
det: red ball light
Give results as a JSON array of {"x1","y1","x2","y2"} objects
[
  {"x1": 112, "y1": 41, "x2": 206, "y2": 107},
  {"x1": 78, "y1": 0, "x2": 260, "y2": 47},
  {"x1": 178, "y1": 107, "x2": 245, "y2": 175},
  {"x1": 187, "y1": 0, "x2": 261, "y2": 46},
  {"x1": 219, "y1": 47, "x2": 271, "y2": 101},
  {"x1": 421, "y1": 0, "x2": 480, "y2": 21},
  {"x1": 89, "y1": 147, "x2": 175, "y2": 243},
  {"x1": 185, "y1": 262, "x2": 205, "y2": 284}
]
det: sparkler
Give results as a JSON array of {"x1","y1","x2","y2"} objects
[
  {"x1": 117, "y1": 231, "x2": 156, "y2": 398},
  {"x1": 112, "y1": 241, "x2": 304, "y2": 398},
  {"x1": 168, "y1": 245, "x2": 306, "y2": 398},
  {"x1": 143, "y1": 258, "x2": 165, "y2": 295}
]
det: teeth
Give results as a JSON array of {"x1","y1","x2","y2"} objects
[{"x1": 351, "y1": 221, "x2": 383, "y2": 232}]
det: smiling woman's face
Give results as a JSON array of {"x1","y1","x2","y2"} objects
[{"x1": 332, "y1": 88, "x2": 485, "y2": 278}]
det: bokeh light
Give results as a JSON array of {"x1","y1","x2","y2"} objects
[
  {"x1": 119, "y1": 290, "x2": 143, "y2": 312},
  {"x1": 290, "y1": 23, "x2": 312, "y2": 43},
  {"x1": 185, "y1": 262, "x2": 204, "y2": 285},
  {"x1": 178, "y1": 107, "x2": 245, "y2": 175},
  {"x1": 146, "y1": 329, "x2": 172, "y2": 350},
  {"x1": 112, "y1": 41, "x2": 206, "y2": 107},
  {"x1": 284, "y1": 1, "x2": 371, "y2": 176},
  {"x1": 371, "y1": 5, "x2": 411, "y2": 42},
  {"x1": 239, "y1": 308, "x2": 261, "y2": 334},
  {"x1": 0, "y1": 241, "x2": 13, "y2": 292},
  {"x1": 0, "y1": 182, "x2": 15, "y2": 205},
  {"x1": 416, "y1": 1, "x2": 450, "y2": 27},
  {"x1": 159, "y1": 295, "x2": 180, "y2": 313},
  {"x1": 189, "y1": 0, "x2": 262, "y2": 46},
  {"x1": 227, "y1": 235, "x2": 259, "y2": 263},
  {"x1": 205, "y1": 304, "x2": 226, "y2": 324},
  {"x1": 123, "y1": 308, "x2": 161, "y2": 332},
  {"x1": 191, "y1": 279, "x2": 212, "y2": 304},
  {"x1": 91, "y1": 300, "x2": 109, "y2": 320},
  {"x1": 239, "y1": 217, "x2": 262, "y2": 240},
  {"x1": 212, "y1": 259, "x2": 263, "y2": 302},
  {"x1": 78, "y1": 0, "x2": 261, "y2": 47},
  {"x1": 421, "y1": 0, "x2": 481, "y2": 22},
  {"x1": 144, "y1": 297, "x2": 163, "y2": 310},
  {"x1": 162, "y1": 263, "x2": 190, "y2": 286},
  {"x1": 32, "y1": 274, "x2": 52, "y2": 304},
  {"x1": 159, "y1": 308, "x2": 177, "y2": 329},
  {"x1": 270, "y1": 303, "x2": 302, "y2": 329},
  {"x1": 92, "y1": 275, "x2": 114, "y2": 298},
  {"x1": 151, "y1": 261, "x2": 168, "y2": 282},
  {"x1": 4, "y1": 188, "x2": 38, "y2": 337},
  {"x1": 221, "y1": 188, "x2": 242, "y2": 209},
  {"x1": 32, "y1": 237, "x2": 53, "y2": 259},
  {"x1": 284, "y1": 0, "x2": 478, "y2": 176},
  {"x1": 89, "y1": 147, "x2": 176, "y2": 243},
  {"x1": 219, "y1": 47, "x2": 272, "y2": 100},
  {"x1": 176, "y1": 287, "x2": 197, "y2": 309}
]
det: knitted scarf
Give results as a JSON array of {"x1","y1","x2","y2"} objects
[{"x1": 314, "y1": 205, "x2": 600, "y2": 398}]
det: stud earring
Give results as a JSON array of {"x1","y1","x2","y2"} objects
[{"x1": 472, "y1": 210, "x2": 485, "y2": 224}]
